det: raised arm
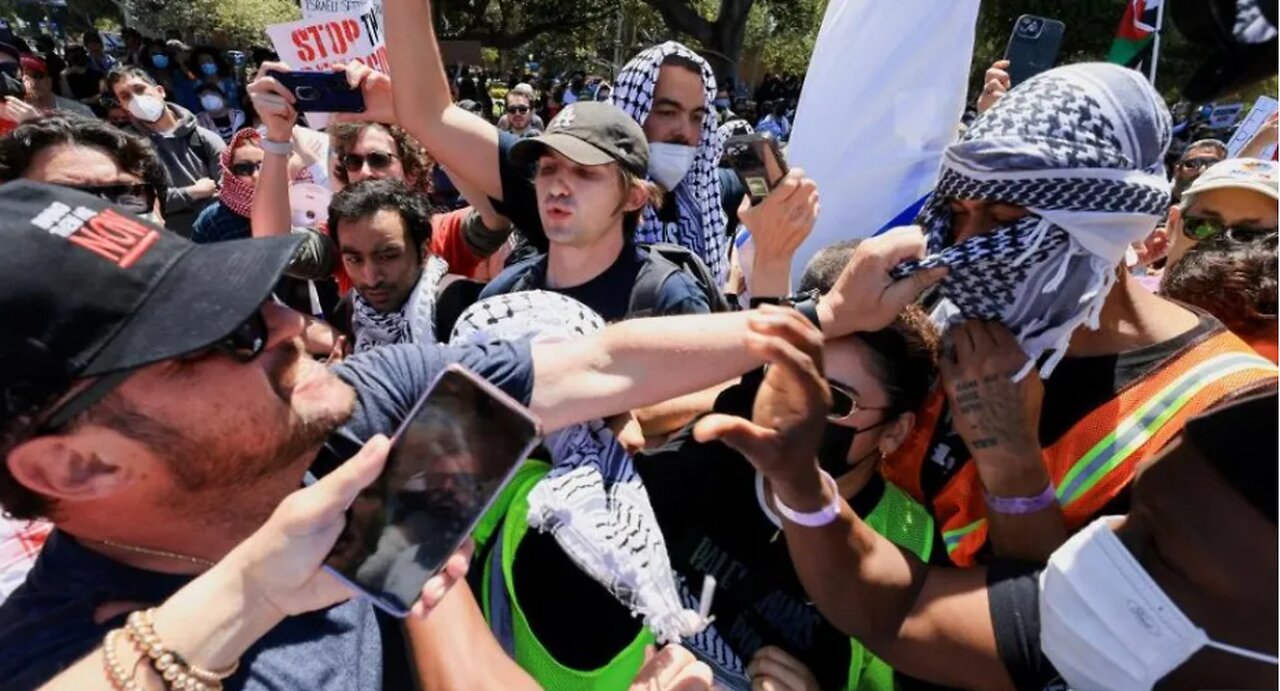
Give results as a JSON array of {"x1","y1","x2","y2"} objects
[
  {"x1": 385, "y1": 0, "x2": 504, "y2": 199},
  {"x1": 690, "y1": 315, "x2": 1015, "y2": 691},
  {"x1": 247, "y1": 62, "x2": 301, "y2": 238}
]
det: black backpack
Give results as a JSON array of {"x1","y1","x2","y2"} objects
[{"x1": 628, "y1": 243, "x2": 730, "y2": 318}]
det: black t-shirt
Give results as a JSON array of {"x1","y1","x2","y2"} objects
[
  {"x1": 917, "y1": 313, "x2": 1224, "y2": 563},
  {"x1": 478, "y1": 242, "x2": 709, "y2": 323},
  {"x1": 986, "y1": 562, "x2": 1067, "y2": 691},
  {"x1": 632, "y1": 376, "x2": 875, "y2": 690}
]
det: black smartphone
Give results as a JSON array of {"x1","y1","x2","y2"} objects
[
  {"x1": 322, "y1": 364, "x2": 541, "y2": 616},
  {"x1": 267, "y1": 70, "x2": 366, "y2": 113},
  {"x1": 1004, "y1": 15, "x2": 1066, "y2": 88},
  {"x1": 724, "y1": 133, "x2": 790, "y2": 205}
]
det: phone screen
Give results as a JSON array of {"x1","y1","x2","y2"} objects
[
  {"x1": 725, "y1": 134, "x2": 789, "y2": 204},
  {"x1": 323, "y1": 365, "x2": 541, "y2": 616}
]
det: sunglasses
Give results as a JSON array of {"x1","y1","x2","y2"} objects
[
  {"x1": 64, "y1": 183, "x2": 157, "y2": 215},
  {"x1": 39, "y1": 311, "x2": 269, "y2": 433},
  {"x1": 339, "y1": 151, "x2": 397, "y2": 173},
  {"x1": 506, "y1": 105, "x2": 530, "y2": 114},
  {"x1": 230, "y1": 161, "x2": 262, "y2": 178},
  {"x1": 1178, "y1": 157, "x2": 1221, "y2": 172},
  {"x1": 826, "y1": 380, "x2": 892, "y2": 423},
  {"x1": 0, "y1": 63, "x2": 21, "y2": 80},
  {"x1": 1181, "y1": 215, "x2": 1278, "y2": 244}
]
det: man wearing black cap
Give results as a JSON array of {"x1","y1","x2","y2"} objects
[
  {"x1": 0, "y1": 181, "x2": 943, "y2": 688},
  {"x1": 478, "y1": 101, "x2": 710, "y2": 322}
]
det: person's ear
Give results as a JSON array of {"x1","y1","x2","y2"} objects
[
  {"x1": 623, "y1": 178, "x2": 649, "y2": 214},
  {"x1": 878, "y1": 411, "x2": 916, "y2": 457},
  {"x1": 6, "y1": 430, "x2": 137, "y2": 506},
  {"x1": 1166, "y1": 204, "x2": 1182, "y2": 233},
  {"x1": 155, "y1": 84, "x2": 166, "y2": 100}
]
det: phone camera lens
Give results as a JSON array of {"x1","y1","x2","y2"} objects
[{"x1": 296, "y1": 86, "x2": 319, "y2": 101}]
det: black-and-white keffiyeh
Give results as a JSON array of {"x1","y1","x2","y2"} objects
[
  {"x1": 450, "y1": 291, "x2": 708, "y2": 644},
  {"x1": 611, "y1": 42, "x2": 729, "y2": 286},
  {"x1": 892, "y1": 63, "x2": 1172, "y2": 378},
  {"x1": 351, "y1": 255, "x2": 449, "y2": 352}
]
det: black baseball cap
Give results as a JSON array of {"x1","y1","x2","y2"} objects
[
  {"x1": 0, "y1": 180, "x2": 302, "y2": 423},
  {"x1": 510, "y1": 101, "x2": 649, "y2": 177}
]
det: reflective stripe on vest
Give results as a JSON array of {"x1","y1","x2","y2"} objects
[
  {"x1": 1055, "y1": 352, "x2": 1276, "y2": 506},
  {"x1": 938, "y1": 344, "x2": 1277, "y2": 559}
]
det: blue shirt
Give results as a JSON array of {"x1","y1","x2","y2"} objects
[
  {"x1": 191, "y1": 201, "x2": 251, "y2": 244},
  {"x1": 0, "y1": 340, "x2": 534, "y2": 691}
]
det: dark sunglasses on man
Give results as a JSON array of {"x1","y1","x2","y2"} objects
[
  {"x1": 338, "y1": 151, "x2": 397, "y2": 173},
  {"x1": 38, "y1": 310, "x2": 269, "y2": 433},
  {"x1": 0, "y1": 62, "x2": 21, "y2": 80},
  {"x1": 63, "y1": 182, "x2": 158, "y2": 215},
  {"x1": 1181, "y1": 214, "x2": 1279, "y2": 244},
  {"x1": 507, "y1": 105, "x2": 530, "y2": 115}
]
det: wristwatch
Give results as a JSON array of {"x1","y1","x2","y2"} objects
[{"x1": 783, "y1": 289, "x2": 823, "y2": 330}]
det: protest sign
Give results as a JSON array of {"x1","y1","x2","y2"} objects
[
  {"x1": 1227, "y1": 95, "x2": 1279, "y2": 159},
  {"x1": 265, "y1": 5, "x2": 387, "y2": 75}
]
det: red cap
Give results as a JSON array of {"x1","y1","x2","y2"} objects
[{"x1": 19, "y1": 53, "x2": 45, "y2": 76}]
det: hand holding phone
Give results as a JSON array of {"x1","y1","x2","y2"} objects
[
  {"x1": 319, "y1": 364, "x2": 541, "y2": 616},
  {"x1": 725, "y1": 133, "x2": 790, "y2": 205},
  {"x1": 267, "y1": 70, "x2": 366, "y2": 114}
]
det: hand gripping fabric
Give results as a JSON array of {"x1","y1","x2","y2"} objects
[
  {"x1": 611, "y1": 42, "x2": 729, "y2": 287},
  {"x1": 450, "y1": 291, "x2": 707, "y2": 644}
]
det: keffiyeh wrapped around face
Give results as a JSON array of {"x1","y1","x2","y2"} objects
[
  {"x1": 894, "y1": 63, "x2": 1172, "y2": 378},
  {"x1": 450, "y1": 291, "x2": 707, "y2": 644},
  {"x1": 218, "y1": 128, "x2": 314, "y2": 218},
  {"x1": 611, "y1": 42, "x2": 729, "y2": 286}
]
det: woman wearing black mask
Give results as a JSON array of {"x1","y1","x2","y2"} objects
[{"x1": 631, "y1": 301, "x2": 940, "y2": 691}]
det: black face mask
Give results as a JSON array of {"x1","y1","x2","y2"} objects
[{"x1": 816, "y1": 417, "x2": 893, "y2": 478}]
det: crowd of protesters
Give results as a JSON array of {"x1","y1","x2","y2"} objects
[{"x1": 0, "y1": 2, "x2": 1276, "y2": 691}]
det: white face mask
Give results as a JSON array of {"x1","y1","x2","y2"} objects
[
  {"x1": 1040, "y1": 516, "x2": 1278, "y2": 691},
  {"x1": 199, "y1": 94, "x2": 225, "y2": 112},
  {"x1": 127, "y1": 94, "x2": 166, "y2": 123},
  {"x1": 647, "y1": 142, "x2": 696, "y2": 190}
]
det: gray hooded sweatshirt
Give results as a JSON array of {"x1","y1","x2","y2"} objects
[{"x1": 134, "y1": 103, "x2": 226, "y2": 237}]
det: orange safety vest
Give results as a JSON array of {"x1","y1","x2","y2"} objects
[{"x1": 883, "y1": 328, "x2": 1278, "y2": 567}]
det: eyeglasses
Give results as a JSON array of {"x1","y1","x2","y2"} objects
[
  {"x1": 506, "y1": 105, "x2": 530, "y2": 114},
  {"x1": 230, "y1": 161, "x2": 262, "y2": 178},
  {"x1": 826, "y1": 380, "x2": 892, "y2": 423},
  {"x1": 338, "y1": 151, "x2": 397, "y2": 173},
  {"x1": 1181, "y1": 214, "x2": 1279, "y2": 244},
  {"x1": 1178, "y1": 156, "x2": 1221, "y2": 172},
  {"x1": 39, "y1": 311, "x2": 269, "y2": 433},
  {"x1": 63, "y1": 183, "x2": 157, "y2": 215}
]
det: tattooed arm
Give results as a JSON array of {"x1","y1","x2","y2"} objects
[{"x1": 941, "y1": 321, "x2": 1066, "y2": 563}]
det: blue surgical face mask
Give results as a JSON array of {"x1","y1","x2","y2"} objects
[
  {"x1": 200, "y1": 62, "x2": 218, "y2": 77},
  {"x1": 714, "y1": 98, "x2": 730, "y2": 109},
  {"x1": 150, "y1": 54, "x2": 169, "y2": 69}
]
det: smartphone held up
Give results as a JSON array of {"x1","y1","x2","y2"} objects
[
  {"x1": 318, "y1": 365, "x2": 541, "y2": 617},
  {"x1": 725, "y1": 133, "x2": 791, "y2": 205}
]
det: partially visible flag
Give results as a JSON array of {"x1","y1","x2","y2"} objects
[
  {"x1": 785, "y1": 0, "x2": 981, "y2": 287},
  {"x1": 1108, "y1": 0, "x2": 1163, "y2": 69}
]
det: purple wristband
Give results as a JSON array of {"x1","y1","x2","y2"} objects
[{"x1": 983, "y1": 484, "x2": 1057, "y2": 515}]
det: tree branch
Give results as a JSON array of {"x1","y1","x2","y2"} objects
[
  {"x1": 450, "y1": 6, "x2": 616, "y2": 50},
  {"x1": 639, "y1": 0, "x2": 715, "y2": 44}
]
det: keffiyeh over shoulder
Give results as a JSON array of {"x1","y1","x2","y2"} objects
[
  {"x1": 450, "y1": 291, "x2": 708, "y2": 644},
  {"x1": 611, "y1": 42, "x2": 729, "y2": 286}
]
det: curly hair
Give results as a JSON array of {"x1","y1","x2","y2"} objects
[
  {"x1": 1162, "y1": 239, "x2": 1278, "y2": 336},
  {"x1": 329, "y1": 178, "x2": 434, "y2": 258},
  {"x1": 329, "y1": 122, "x2": 434, "y2": 195},
  {"x1": 0, "y1": 113, "x2": 170, "y2": 210}
]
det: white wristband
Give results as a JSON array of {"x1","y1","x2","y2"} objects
[
  {"x1": 772, "y1": 470, "x2": 841, "y2": 528},
  {"x1": 260, "y1": 138, "x2": 292, "y2": 156}
]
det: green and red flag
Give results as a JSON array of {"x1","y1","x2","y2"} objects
[{"x1": 1108, "y1": 0, "x2": 1163, "y2": 69}]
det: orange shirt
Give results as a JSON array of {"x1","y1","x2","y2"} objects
[{"x1": 330, "y1": 207, "x2": 486, "y2": 294}]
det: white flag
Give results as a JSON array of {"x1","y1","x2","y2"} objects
[{"x1": 786, "y1": 0, "x2": 981, "y2": 286}]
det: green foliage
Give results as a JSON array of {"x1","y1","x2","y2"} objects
[{"x1": 122, "y1": 0, "x2": 299, "y2": 46}]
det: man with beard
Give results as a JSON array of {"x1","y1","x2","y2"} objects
[
  {"x1": 0, "y1": 181, "x2": 941, "y2": 689},
  {"x1": 878, "y1": 63, "x2": 1278, "y2": 567},
  {"x1": 383, "y1": 0, "x2": 746, "y2": 285}
]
